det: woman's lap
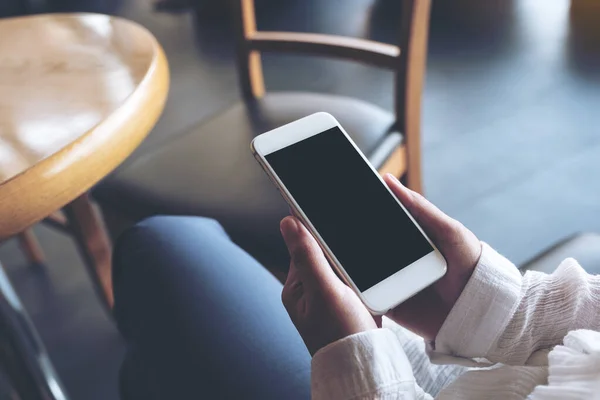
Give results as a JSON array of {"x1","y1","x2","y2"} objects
[{"x1": 112, "y1": 216, "x2": 311, "y2": 399}]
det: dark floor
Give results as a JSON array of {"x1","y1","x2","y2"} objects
[{"x1": 2, "y1": 0, "x2": 600, "y2": 398}]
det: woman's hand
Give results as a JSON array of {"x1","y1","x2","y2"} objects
[
  {"x1": 383, "y1": 174, "x2": 481, "y2": 341},
  {"x1": 280, "y1": 173, "x2": 482, "y2": 354},
  {"x1": 280, "y1": 217, "x2": 379, "y2": 355}
]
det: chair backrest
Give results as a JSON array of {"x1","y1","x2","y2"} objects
[{"x1": 231, "y1": 0, "x2": 431, "y2": 192}]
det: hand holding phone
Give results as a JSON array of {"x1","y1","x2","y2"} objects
[
  {"x1": 281, "y1": 174, "x2": 482, "y2": 355},
  {"x1": 280, "y1": 215, "x2": 380, "y2": 356},
  {"x1": 380, "y1": 175, "x2": 481, "y2": 340},
  {"x1": 253, "y1": 112, "x2": 448, "y2": 313}
]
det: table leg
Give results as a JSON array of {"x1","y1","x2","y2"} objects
[
  {"x1": 0, "y1": 263, "x2": 69, "y2": 400},
  {"x1": 17, "y1": 229, "x2": 46, "y2": 265},
  {"x1": 62, "y1": 193, "x2": 114, "y2": 311}
]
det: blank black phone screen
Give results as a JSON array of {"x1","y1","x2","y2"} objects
[{"x1": 265, "y1": 126, "x2": 433, "y2": 291}]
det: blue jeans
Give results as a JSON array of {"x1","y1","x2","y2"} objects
[{"x1": 112, "y1": 216, "x2": 311, "y2": 399}]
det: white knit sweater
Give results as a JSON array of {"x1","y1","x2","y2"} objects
[{"x1": 311, "y1": 243, "x2": 600, "y2": 399}]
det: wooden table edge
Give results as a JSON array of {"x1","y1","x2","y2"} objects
[{"x1": 0, "y1": 29, "x2": 170, "y2": 239}]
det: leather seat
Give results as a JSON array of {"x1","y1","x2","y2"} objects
[
  {"x1": 520, "y1": 233, "x2": 600, "y2": 275},
  {"x1": 94, "y1": 92, "x2": 402, "y2": 267}
]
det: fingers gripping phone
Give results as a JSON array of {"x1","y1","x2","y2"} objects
[{"x1": 251, "y1": 112, "x2": 446, "y2": 314}]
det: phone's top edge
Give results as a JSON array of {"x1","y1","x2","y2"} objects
[{"x1": 252, "y1": 112, "x2": 338, "y2": 156}]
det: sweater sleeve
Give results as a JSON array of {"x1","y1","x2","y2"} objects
[
  {"x1": 311, "y1": 329, "x2": 433, "y2": 400},
  {"x1": 432, "y1": 243, "x2": 600, "y2": 365},
  {"x1": 528, "y1": 329, "x2": 600, "y2": 399},
  {"x1": 384, "y1": 320, "x2": 467, "y2": 396}
]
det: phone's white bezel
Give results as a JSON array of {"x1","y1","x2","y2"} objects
[{"x1": 252, "y1": 112, "x2": 447, "y2": 314}]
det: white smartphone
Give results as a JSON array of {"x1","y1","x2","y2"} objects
[{"x1": 251, "y1": 112, "x2": 447, "y2": 314}]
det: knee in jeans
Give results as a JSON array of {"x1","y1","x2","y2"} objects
[
  {"x1": 135, "y1": 215, "x2": 225, "y2": 235},
  {"x1": 112, "y1": 216, "x2": 226, "y2": 286},
  {"x1": 117, "y1": 216, "x2": 226, "y2": 248}
]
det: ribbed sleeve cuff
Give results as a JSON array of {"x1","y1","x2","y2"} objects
[{"x1": 432, "y1": 242, "x2": 523, "y2": 361}]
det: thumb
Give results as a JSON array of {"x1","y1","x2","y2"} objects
[{"x1": 280, "y1": 216, "x2": 339, "y2": 288}]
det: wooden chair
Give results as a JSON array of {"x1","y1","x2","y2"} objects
[{"x1": 94, "y1": 0, "x2": 432, "y2": 269}]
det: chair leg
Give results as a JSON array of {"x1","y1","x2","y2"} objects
[
  {"x1": 378, "y1": 145, "x2": 408, "y2": 179},
  {"x1": 63, "y1": 193, "x2": 114, "y2": 311},
  {"x1": 17, "y1": 229, "x2": 45, "y2": 266},
  {"x1": 0, "y1": 263, "x2": 69, "y2": 400},
  {"x1": 404, "y1": 151, "x2": 423, "y2": 195},
  {"x1": 379, "y1": 146, "x2": 420, "y2": 194}
]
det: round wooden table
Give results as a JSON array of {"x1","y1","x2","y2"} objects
[
  {"x1": 0, "y1": 13, "x2": 169, "y2": 304},
  {"x1": 0, "y1": 13, "x2": 168, "y2": 399}
]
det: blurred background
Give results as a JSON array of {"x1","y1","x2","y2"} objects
[{"x1": 1, "y1": 0, "x2": 600, "y2": 398}]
